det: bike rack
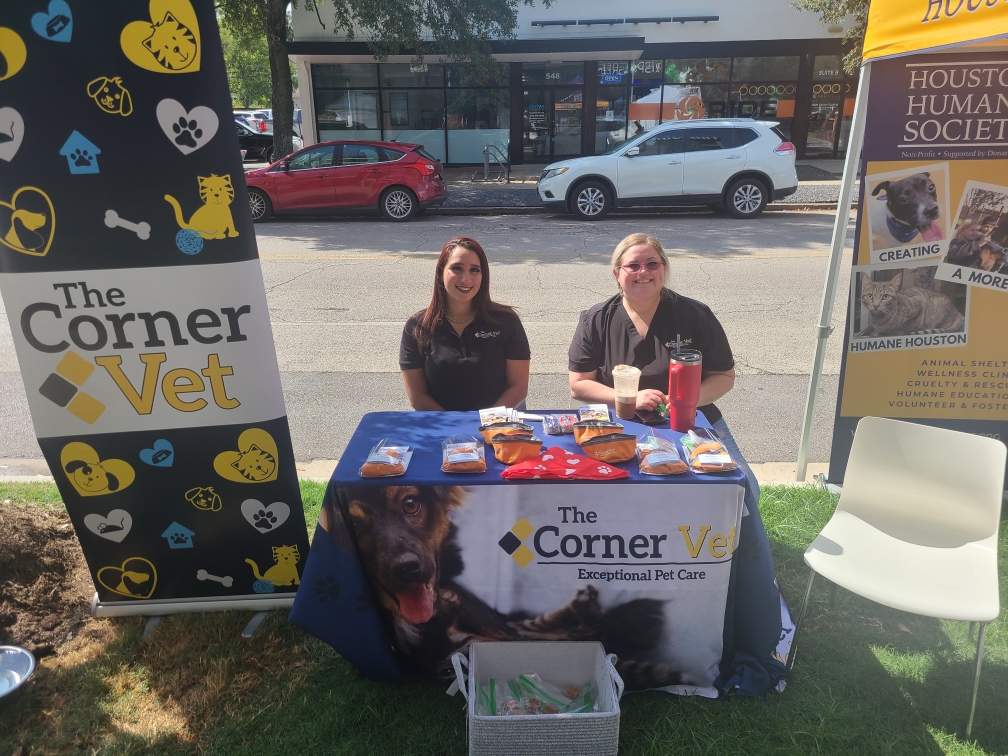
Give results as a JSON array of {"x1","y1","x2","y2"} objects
[{"x1": 471, "y1": 143, "x2": 510, "y2": 183}]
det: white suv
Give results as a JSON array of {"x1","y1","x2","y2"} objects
[{"x1": 537, "y1": 120, "x2": 797, "y2": 220}]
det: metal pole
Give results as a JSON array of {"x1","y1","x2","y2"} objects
[
  {"x1": 786, "y1": 568, "x2": 816, "y2": 674},
  {"x1": 795, "y1": 62, "x2": 872, "y2": 482},
  {"x1": 966, "y1": 622, "x2": 987, "y2": 738}
]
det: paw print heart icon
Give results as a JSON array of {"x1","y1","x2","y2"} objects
[
  {"x1": 156, "y1": 99, "x2": 218, "y2": 154},
  {"x1": 240, "y1": 499, "x2": 290, "y2": 532}
]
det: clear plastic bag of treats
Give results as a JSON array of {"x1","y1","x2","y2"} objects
[
  {"x1": 680, "y1": 428, "x2": 737, "y2": 473},
  {"x1": 637, "y1": 434, "x2": 689, "y2": 475},
  {"x1": 359, "y1": 439, "x2": 412, "y2": 477},
  {"x1": 441, "y1": 435, "x2": 487, "y2": 474},
  {"x1": 514, "y1": 674, "x2": 598, "y2": 714}
]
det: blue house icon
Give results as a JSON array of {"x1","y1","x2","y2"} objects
[
  {"x1": 59, "y1": 131, "x2": 100, "y2": 174},
  {"x1": 161, "y1": 522, "x2": 195, "y2": 549}
]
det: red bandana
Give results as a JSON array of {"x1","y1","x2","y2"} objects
[{"x1": 499, "y1": 446, "x2": 629, "y2": 480}]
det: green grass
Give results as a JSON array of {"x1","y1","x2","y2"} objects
[{"x1": 1, "y1": 482, "x2": 1005, "y2": 755}]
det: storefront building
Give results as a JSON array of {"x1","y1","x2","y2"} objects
[{"x1": 288, "y1": 0, "x2": 855, "y2": 164}]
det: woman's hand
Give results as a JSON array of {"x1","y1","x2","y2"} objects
[{"x1": 636, "y1": 389, "x2": 666, "y2": 412}]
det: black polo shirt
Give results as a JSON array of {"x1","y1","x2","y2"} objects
[
  {"x1": 400, "y1": 311, "x2": 531, "y2": 411},
  {"x1": 568, "y1": 290, "x2": 734, "y2": 423}
]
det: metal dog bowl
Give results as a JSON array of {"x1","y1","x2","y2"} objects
[{"x1": 0, "y1": 646, "x2": 36, "y2": 702}]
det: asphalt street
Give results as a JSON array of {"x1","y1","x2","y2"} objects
[{"x1": 0, "y1": 209, "x2": 853, "y2": 466}]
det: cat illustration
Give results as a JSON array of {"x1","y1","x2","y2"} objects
[
  {"x1": 231, "y1": 444, "x2": 276, "y2": 481},
  {"x1": 142, "y1": 12, "x2": 198, "y2": 71},
  {"x1": 246, "y1": 545, "x2": 301, "y2": 586},
  {"x1": 164, "y1": 174, "x2": 239, "y2": 240},
  {"x1": 856, "y1": 270, "x2": 964, "y2": 337}
]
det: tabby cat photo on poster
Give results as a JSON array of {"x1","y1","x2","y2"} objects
[{"x1": 849, "y1": 260, "x2": 969, "y2": 353}]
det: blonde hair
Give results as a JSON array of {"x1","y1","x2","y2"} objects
[{"x1": 611, "y1": 233, "x2": 669, "y2": 286}]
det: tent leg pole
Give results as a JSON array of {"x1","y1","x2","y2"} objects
[{"x1": 795, "y1": 62, "x2": 873, "y2": 482}]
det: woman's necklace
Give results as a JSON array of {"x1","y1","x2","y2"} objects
[{"x1": 445, "y1": 312, "x2": 475, "y2": 325}]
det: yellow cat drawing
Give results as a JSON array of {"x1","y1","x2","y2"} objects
[
  {"x1": 164, "y1": 174, "x2": 239, "y2": 239},
  {"x1": 245, "y1": 545, "x2": 300, "y2": 586}
]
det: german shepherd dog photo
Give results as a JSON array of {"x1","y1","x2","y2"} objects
[{"x1": 322, "y1": 485, "x2": 684, "y2": 691}]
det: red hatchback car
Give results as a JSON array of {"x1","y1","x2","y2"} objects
[{"x1": 245, "y1": 140, "x2": 447, "y2": 222}]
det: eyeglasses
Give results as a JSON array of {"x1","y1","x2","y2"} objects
[{"x1": 621, "y1": 261, "x2": 663, "y2": 273}]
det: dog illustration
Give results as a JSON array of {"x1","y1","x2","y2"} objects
[
  {"x1": 6, "y1": 207, "x2": 47, "y2": 252},
  {"x1": 64, "y1": 458, "x2": 120, "y2": 494},
  {"x1": 185, "y1": 486, "x2": 222, "y2": 511},
  {"x1": 871, "y1": 172, "x2": 943, "y2": 247},
  {"x1": 165, "y1": 174, "x2": 239, "y2": 240},
  {"x1": 116, "y1": 569, "x2": 151, "y2": 596},
  {"x1": 246, "y1": 545, "x2": 301, "y2": 586},
  {"x1": 324, "y1": 487, "x2": 682, "y2": 690},
  {"x1": 87, "y1": 76, "x2": 133, "y2": 116}
]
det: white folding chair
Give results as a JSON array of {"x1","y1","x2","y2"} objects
[{"x1": 788, "y1": 416, "x2": 1004, "y2": 738}]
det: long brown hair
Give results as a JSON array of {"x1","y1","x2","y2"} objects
[{"x1": 412, "y1": 236, "x2": 516, "y2": 350}]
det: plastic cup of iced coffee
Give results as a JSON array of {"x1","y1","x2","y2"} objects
[{"x1": 612, "y1": 364, "x2": 641, "y2": 420}]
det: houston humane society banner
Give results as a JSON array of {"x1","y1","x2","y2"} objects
[
  {"x1": 829, "y1": 51, "x2": 1008, "y2": 483},
  {"x1": 0, "y1": 0, "x2": 308, "y2": 607}
]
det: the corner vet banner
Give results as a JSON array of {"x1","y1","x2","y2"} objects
[
  {"x1": 862, "y1": 0, "x2": 1008, "y2": 65},
  {"x1": 829, "y1": 51, "x2": 1008, "y2": 483},
  {"x1": 0, "y1": 0, "x2": 309, "y2": 607}
]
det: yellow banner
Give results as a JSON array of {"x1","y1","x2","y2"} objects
[{"x1": 862, "y1": 0, "x2": 1008, "y2": 64}]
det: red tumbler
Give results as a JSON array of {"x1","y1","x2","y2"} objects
[{"x1": 667, "y1": 350, "x2": 702, "y2": 432}]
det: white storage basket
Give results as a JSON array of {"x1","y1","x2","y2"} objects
[{"x1": 451, "y1": 641, "x2": 623, "y2": 756}]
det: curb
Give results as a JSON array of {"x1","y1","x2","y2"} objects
[{"x1": 427, "y1": 203, "x2": 854, "y2": 216}]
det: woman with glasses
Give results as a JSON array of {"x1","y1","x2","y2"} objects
[
  {"x1": 568, "y1": 233, "x2": 751, "y2": 484},
  {"x1": 400, "y1": 236, "x2": 531, "y2": 411}
]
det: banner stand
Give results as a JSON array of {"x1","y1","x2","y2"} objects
[
  {"x1": 795, "y1": 63, "x2": 872, "y2": 482},
  {"x1": 90, "y1": 592, "x2": 294, "y2": 619}
]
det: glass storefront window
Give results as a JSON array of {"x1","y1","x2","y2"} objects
[
  {"x1": 447, "y1": 89, "x2": 510, "y2": 163},
  {"x1": 523, "y1": 62, "x2": 584, "y2": 86},
  {"x1": 597, "y1": 61, "x2": 629, "y2": 86},
  {"x1": 813, "y1": 55, "x2": 844, "y2": 80},
  {"x1": 730, "y1": 82, "x2": 796, "y2": 138},
  {"x1": 664, "y1": 59, "x2": 731, "y2": 84},
  {"x1": 446, "y1": 62, "x2": 509, "y2": 87},
  {"x1": 379, "y1": 63, "x2": 444, "y2": 88},
  {"x1": 315, "y1": 89, "x2": 381, "y2": 141},
  {"x1": 381, "y1": 89, "x2": 446, "y2": 162},
  {"x1": 731, "y1": 56, "x2": 800, "y2": 81},
  {"x1": 629, "y1": 61, "x2": 663, "y2": 132},
  {"x1": 596, "y1": 84, "x2": 628, "y2": 153},
  {"x1": 313, "y1": 63, "x2": 379, "y2": 88}
]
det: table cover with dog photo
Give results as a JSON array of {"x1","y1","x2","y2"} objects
[{"x1": 290, "y1": 412, "x2": 791, "y2": 697}]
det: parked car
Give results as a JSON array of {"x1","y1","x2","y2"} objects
[
  {"x1": 236, "y1": 120, "x2": 302, "y2": 163},
  {"x1": 537, "y1": 119, "x2": 797, "y2": 220},
  {"x1": 244, "y1": 140, "x2": 447, "y2": 222}
]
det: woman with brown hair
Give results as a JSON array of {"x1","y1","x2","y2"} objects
[{"x1": 399, "y1": 236, "x2": 530, "y2": 411}]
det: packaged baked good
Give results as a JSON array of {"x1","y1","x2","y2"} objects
[
  {"x1": 359, "y1": 440, "x2": 412, "y2": 477},
  {"x1": 579, "y1": 433, "x2": 637, "y2": 463},
  {"x1": 578, "y1": 403, "x2": 611, "y2": 422},
  {"x1": 477, "y1": 421, "x2": 533, "y2": 443},
  {"x1": 681, "y1": 429, "x2": 737, "y2": 473},
  {"x1": 491, "y1": 433, "x2": 543, "y2": 465},
  {"x1": 637, "y1": 435, "x2": 688, "y2": 475},
  {"x1": 543, "y1": 413, "x2": 578, "y2": 435},
  {"x1": 441, "y1": 435, "x2": 487, "y2": 474},
  {"x1": 573, "y1": 419, "x2": 624, "y2": 445}
]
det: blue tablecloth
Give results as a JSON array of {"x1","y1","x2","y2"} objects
[{"x1": 290, "y1": 411, "x2": 789, "y2": 695}]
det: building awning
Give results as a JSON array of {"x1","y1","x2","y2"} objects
[{"x1": 286, "y1": 37, "x2": 646, "y2": 63}]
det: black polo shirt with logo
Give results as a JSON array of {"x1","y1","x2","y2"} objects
[
  {"x1": 400, "y1": 311, "x2": 531, "y2": 411},
  {"x1": 568, "y1": 290, "x2": 734, "y2": 423}
]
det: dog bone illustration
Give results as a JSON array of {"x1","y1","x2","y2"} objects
[
  {"x1": 196, "y1": 569, "x2": 233, "y2": 587},
  {"x1": 104, "y1": 209, "x2": 150, "y2": 240}
]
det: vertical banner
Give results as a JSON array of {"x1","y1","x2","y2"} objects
[
  {"x1": 0, "y1": 1, "x2": 309, "y2": 610},
  {"x1": 829, "y1": 52, "x2": 1008, "y2": 483}
]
